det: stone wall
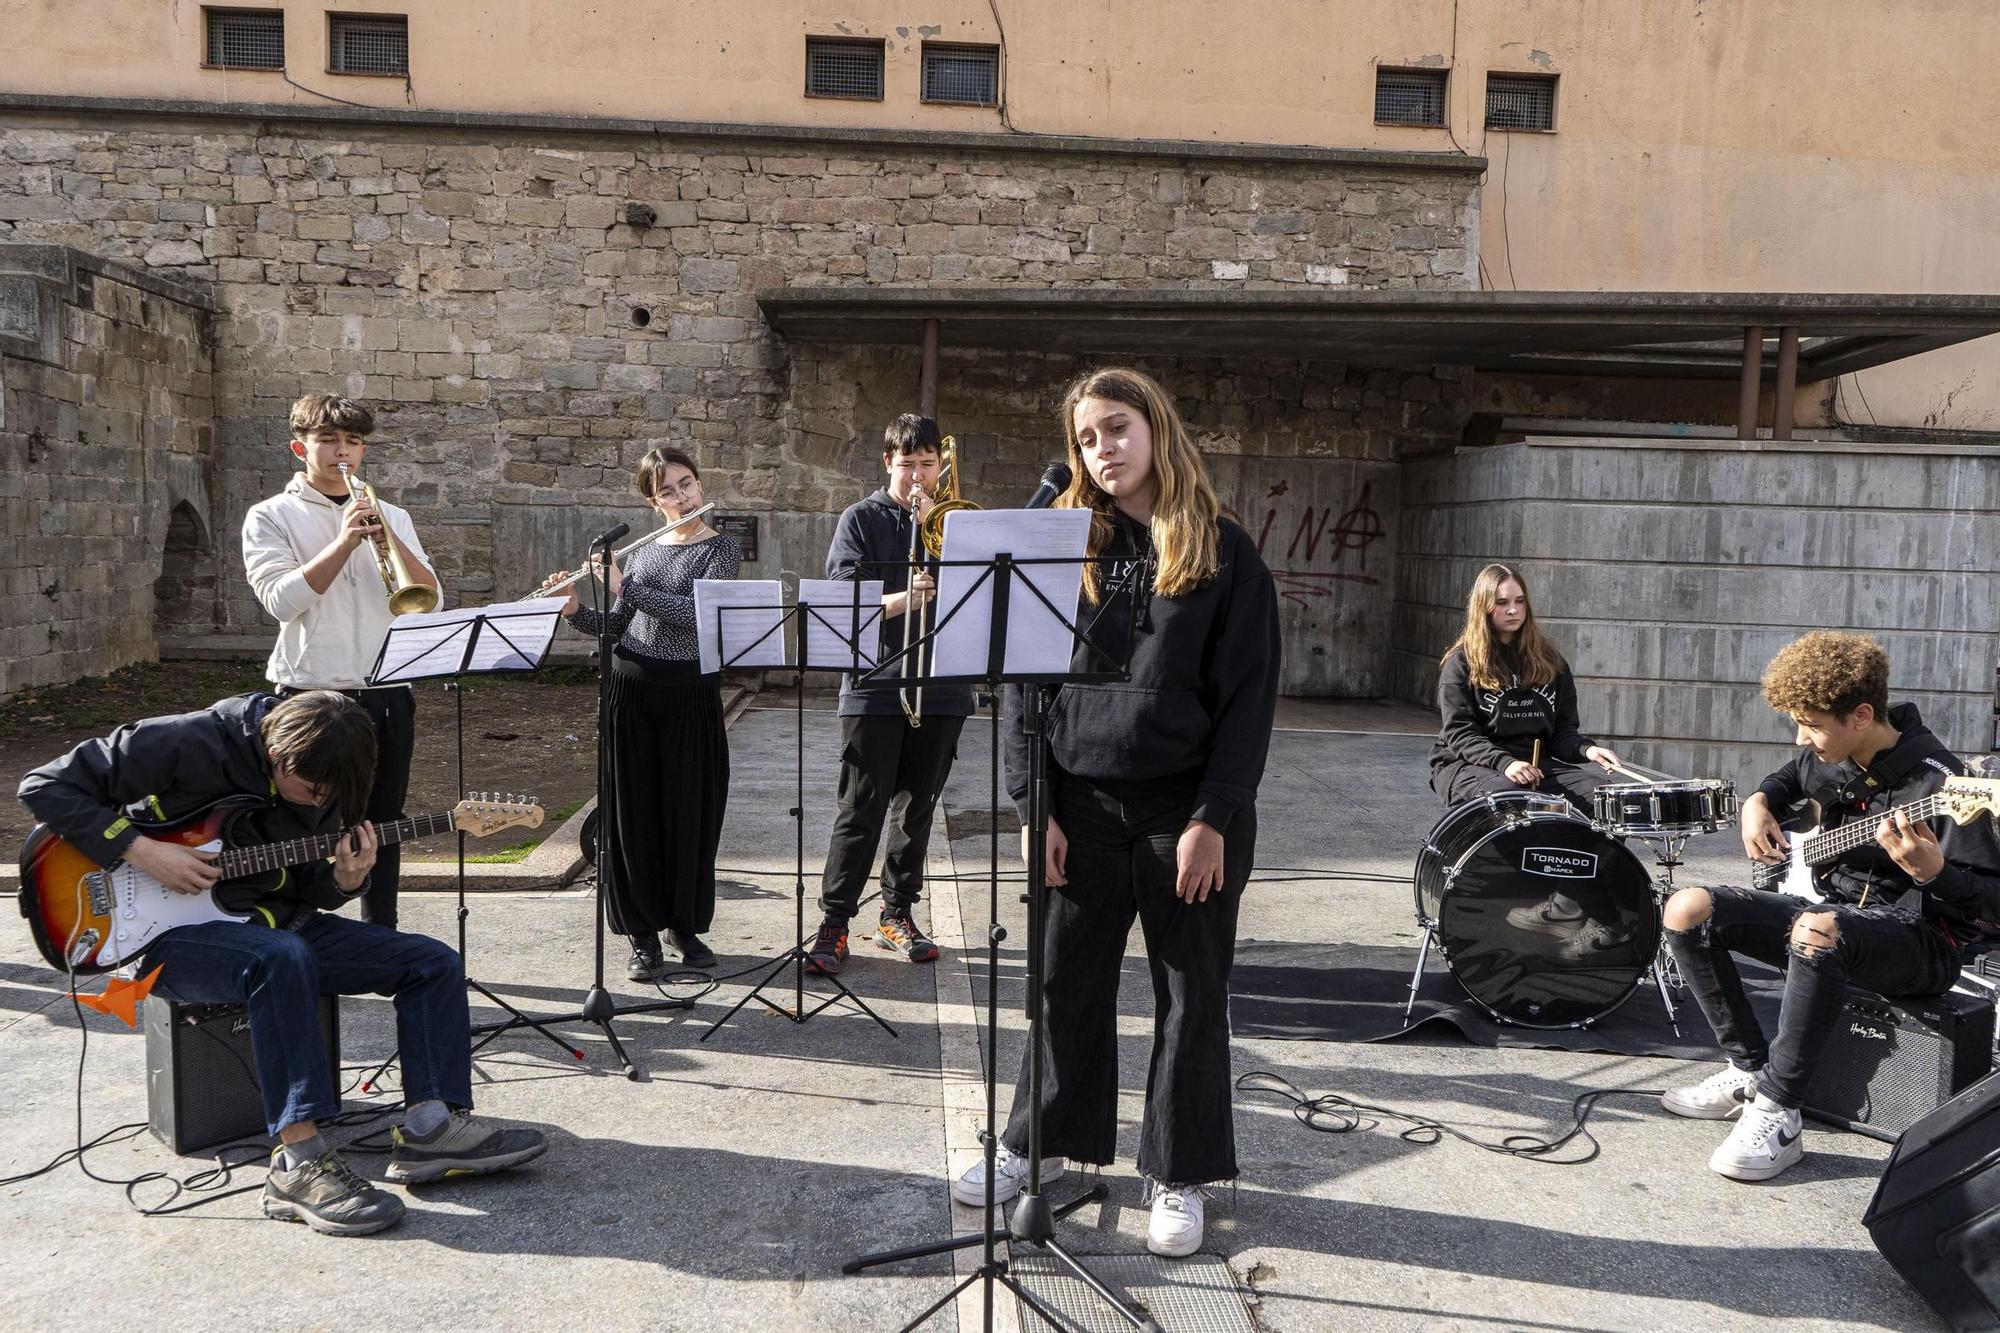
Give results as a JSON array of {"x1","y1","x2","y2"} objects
[
  {"x1": 0, "y1": 244, "x2": 214, "y2": 695},
  {"x1": 1393, "y1": 437, "x2": 2000, "y2": 791},
  {"x1": 0, "y1": 108, "x2": 1476, "y2": 694}
]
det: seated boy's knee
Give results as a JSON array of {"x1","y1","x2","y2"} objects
[
  {"x1": 1789, "y1": 910, "x2": 1839, "y2": 959},
  {"x1": 1662, "y1": 887, "x2": 1714, "y2": 932}
]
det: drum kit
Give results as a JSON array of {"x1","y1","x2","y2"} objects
[{"x1": 1406, "y1": 769, "x2": 1739, "y2": 1031}]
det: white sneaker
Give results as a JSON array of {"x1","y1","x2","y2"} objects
[
  {"x1": 1662, "y1": 1063, "x2": 1758, "y2": 1121},
  {"x1": 1709, "y1": 1094, "x2": 1805, "y2": 1182},
  {"x1": 951, "y1": 1145, "x2": 1065, "y2": 1207},
  {"x1": 1145, "y1": 1180, "x2": 1207, "y2": 1258}
]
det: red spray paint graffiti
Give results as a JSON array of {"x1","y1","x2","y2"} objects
[{"x1": 1225, "y1": 480, "x2": 1385, "y2": 609}]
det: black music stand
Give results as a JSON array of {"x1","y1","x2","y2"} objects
[
  {"x1": 839, "y1": 513, "x2": 1158, "y2": 1333},
  {"x1": 699, "y1": 580, "x2": 899, "y2": 1041},
  {"x1": 360, "y1": 602, "x2": 585, "y2": 1081}
]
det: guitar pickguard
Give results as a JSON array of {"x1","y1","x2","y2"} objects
[{"x1": 91, "y1": 839, "x2": 237, "y2": 968}]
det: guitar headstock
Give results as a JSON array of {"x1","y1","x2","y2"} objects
[
  {"x1": 1940, "y1": 776, "x2": 2000, "y2": 826},
  {"x1": 454, "y1": 794, "x2": 547, "y2": 838}
]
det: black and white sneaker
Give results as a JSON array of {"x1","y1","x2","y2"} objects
[
  {"x1": 1662, "y1": 1063, "x2": 1758, "y2": 1121},
  {"x1": 262, "y1": 1148, "x2": 405, "y2": 1235},
  {"x1": 1709, "y1": 1094, "x2": 1804, "y2": 1182}
]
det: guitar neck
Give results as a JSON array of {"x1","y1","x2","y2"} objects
[
  {"x1": 1799, "y1": 795, "x2": 1943, "y2": 868},
  {"x1": 213, "y1": 812, "x2": 457, "y2": 880}
]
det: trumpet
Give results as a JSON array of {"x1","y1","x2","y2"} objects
[
  {"x1": 534, "y1": 502, "x2": 717, "y2": 599},
  {"x1": 899, "y1": 436, "x2": 980, "y2": 726},
  {"x1": 338, "y1": 463, "x2": 439, "y2": 616}
]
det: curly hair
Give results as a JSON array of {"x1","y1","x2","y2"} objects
[{"x1": 1760, "y1": 631, "x2": 1890, "y2": 719}]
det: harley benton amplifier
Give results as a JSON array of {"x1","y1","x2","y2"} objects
[
  {"x1": 144, "y1": 995, "x2": 341, "y2": 1155},
  {"x1": 1802, "y1": 987, "x2": 1994, "y2": 1137}
]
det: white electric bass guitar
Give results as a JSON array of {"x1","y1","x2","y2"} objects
[{"x1": 1750, "y1": 775, "x2": 2000, "y2": 902}]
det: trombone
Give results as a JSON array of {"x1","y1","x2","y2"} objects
[
  {"x1": 534, "y1": 502, "x2": 717, "y2": 599},
  {"x1": 899, "y1": 436, "x2": 979, "y2": 726},
  {"x1": 338, "y1": 463, "x2": 439, "y2": 615}
]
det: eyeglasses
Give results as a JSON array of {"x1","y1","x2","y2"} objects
[{"x1": 651, "y1": 478, "x2": 702, "y2": 499}]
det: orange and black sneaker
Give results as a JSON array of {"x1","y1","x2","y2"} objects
[
  {"x1": 805, "y1": 920, "x2": 850, "y2": 975},
  {"x1": 876, "y1": 912, "x2": 941, "y2": 964}
]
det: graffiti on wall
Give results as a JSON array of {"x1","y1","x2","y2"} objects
[{"x1": 1225, "y1": 478, "x2": 1385, "y2": 609}]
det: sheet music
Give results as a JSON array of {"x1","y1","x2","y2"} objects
[
  {"x1": 797, "y1": 579, "x2": 883, "y2": 671},
  {"x1": 369, "y1": 598, "x2": 565, "y2": 683},
  {"x1": 695, "y1": 579, "x2": 788, "y2": 674},
  {"x1": 931, "y1": 509, "x2": 1090, "y2": 679}
]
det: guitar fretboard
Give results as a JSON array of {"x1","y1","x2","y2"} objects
[
  {"x1": 215, "y1": 812, "x2": 458, "y2": 879},
  {"x1": 1799, "y1": 795, "x2": 1945, "y2": 868}
]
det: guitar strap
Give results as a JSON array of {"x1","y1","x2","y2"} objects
[{"x1": 1832, "y1": 730, "x2": 1957, "y2": 809}]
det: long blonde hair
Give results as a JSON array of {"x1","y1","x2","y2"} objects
[
  {"x1": 1443, "y1": 563, "x2": 1564, "y2": 690},
  {"x1": 1057, "y1": 368, "x2": 1220, "y2": 600}
]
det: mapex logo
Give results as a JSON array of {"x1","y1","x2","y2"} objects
[{"x1": 1522, "y1": 848, "x2": 1597, "y2": 878}]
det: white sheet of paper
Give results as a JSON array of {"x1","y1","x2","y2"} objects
[
  {"x1": 797, "y1": 579, "x2": 882, "y2": 671},
  {"x1": 370, "y1": 598, "x2": 565, "y2": 682},
  {"x1": 931, "y1": 509, "x2": 1090, "y2": 680},
  {"x1": 695, "y1": 579, "x2": 787, "y2": 673}
]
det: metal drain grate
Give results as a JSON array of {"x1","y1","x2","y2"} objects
[{"x1": 1010, "y1": 1252, "x2": 1255, "y2": 1332}]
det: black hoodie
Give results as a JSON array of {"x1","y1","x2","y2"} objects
[
  {"x1": 823, "y1": 487, "x2": 974, "y2": 719},
  {"x1": 1754, "y1": 702, "x2": 2000, "y2": 929},
  {"x1": 1003, "y1": 511, "x2": 1281, "y2": 834},
  {"x1": 18, "y1": 693, "x2": 355, "y2": 927},
  {"x1": 1429, "y1": 646, "x2": 1598, "y2": 774}
]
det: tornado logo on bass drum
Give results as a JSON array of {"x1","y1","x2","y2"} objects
[{"x1": 1521, "y1": 848, "x2": 1598, "y2": 878}]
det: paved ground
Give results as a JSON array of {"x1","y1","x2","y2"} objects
[{"x1": 0, "y1": 700, "x2": 1939, "y2": 1332}]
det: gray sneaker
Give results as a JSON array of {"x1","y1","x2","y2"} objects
[
  {"x1": 386, "y1": 1109, "x2": 548, "y2": 1184},
  {"x1": 262, "y1": 1148, "x2": 406, "y2": 1236}
]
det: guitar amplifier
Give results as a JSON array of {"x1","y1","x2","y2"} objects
[
  {"x1": 1803, "y1": 987, "x2": 1994, "y2": 1136},
  {"x1": 1864, "y1": 1071, "x2": 2000, "y2": 1332},
  {"x1": 144, "y1": 995, "x2": 340, "y2": 1155}
]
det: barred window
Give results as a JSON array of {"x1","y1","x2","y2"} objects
[
  {"x1": 805, "y1": 37, "x2": 885, "y2": 100},
  {"x1": 1375, "y1": 67, "x2": 1448, "y2": 127},
  {"x1": 922, "y1": 43, "x2": 999, "y2": 106},
  {"x1": 329, "y1": 13, "x2": 409, "y2": 76},
  {"x1": 204, "y1": 8, "x2": 284, "y2": 70},
  {"x1": 1486, "y1": 73, "x2": 1557, "y2": 131}
]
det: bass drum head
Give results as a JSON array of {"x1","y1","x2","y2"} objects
[
  {"x1": 1414, "y1": 790, "x2": 1570, "y2": 922},
  {"x1": 1433, "y1": 814, "x2": 1660, "y2": 1028}
]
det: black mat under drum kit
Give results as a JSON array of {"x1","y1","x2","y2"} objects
[{"x1": 1405, "y1": 768, "x2": 1740, "y2": 1032}]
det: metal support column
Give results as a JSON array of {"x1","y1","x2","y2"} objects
[
  {"x1": 1736, "y1": 325, "x2": 1765, "y2": 439},
  {"x1": 1772, "y1": 326, "x2": 1800, "y2": 440},
  {"x1": 919, "y1": 318, "x2": 940, "y2": 419}
]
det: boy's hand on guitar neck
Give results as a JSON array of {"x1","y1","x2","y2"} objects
[
  {"x1": 333, "y1": 822, "x2": 380, "y2": 894},
  {"x1": 1741, "y1": 793, "x2": 1791, "y2": 865},
  {"x1": 122, "y1": 836, "x2": 222, "y2": 895},
  {"x1": 1877, "y1": 809, "x2": 1945, "y2": 883}
]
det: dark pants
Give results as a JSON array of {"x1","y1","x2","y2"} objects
[
  {"x1": 1002, "y1": 775, "x2": 1252, "y2": 1186},
  {"x1": 145, "y1": 913, "x2": 471, "y2": 1136},
  {"x1": 1664, "y1": 886, "x2": 1962, "y2": 1108},
  {"x1": 279, "y1": 684, "x2": 414, "y2": 931},
  {"x1": 1431, "y1": 756, "x2": 1608, "y2": 814},
  {"x1": 818, "y1": 712, "x2": 964, "y2": 922},
  {"x1": 602, "y1": 656, "x2": 729, "y2": 938}
]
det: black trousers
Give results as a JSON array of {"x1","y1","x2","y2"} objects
[
  {"x1": 1001, "y1": 774, "x2": 1252, "y2": 1186},
  {"x1": 817, "y1": 712, "x2": 964, "y2": 922},
  {"x1": 602, "y1": 655, "x2": 729, "y2": 938},
  {"x1": 1664, "y1": 886, "x2": 1962, "y2": 1108},
  {"x1": 280, "y1": 684, "x2": 414, "y2": 931},
  {"x1": 1431, "y1": 756, "x2": 1607, "y2": 814}
]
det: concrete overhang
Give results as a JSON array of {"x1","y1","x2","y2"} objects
[{"x1": 755, "y1": 289, "x2": 2000, "y2": 381}]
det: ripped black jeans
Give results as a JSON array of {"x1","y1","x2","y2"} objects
[{"x1": 1663, "y1": 886, "x2": 1962, "y2": 1109}]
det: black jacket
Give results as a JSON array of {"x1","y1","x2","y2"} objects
[
  {"x1": 1755, "y1": 702, "x2": 2000, "y2": 928},
  {"x1": 824, "y1": 488, "x2": 974, "y2": 719},
  {"x1": 17, "y1": 693, "x2": 356, "y2": 926},
  {"x1": 1429, "y1": 646, "x2": 1598, "y2": 773},
  {"x1": 1003, "y1": 512, "x2": 1281, "y2": 834}
]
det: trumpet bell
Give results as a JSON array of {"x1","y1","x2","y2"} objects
[
  {"x1": 918, "y1": 496, "x2": 980, "y2": 559},
  {"x1": 389, "y1": 584, "x2": 440, "y2": 616}
]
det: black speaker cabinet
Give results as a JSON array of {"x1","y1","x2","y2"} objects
[
  {"x1": 144, "y1": 995, "x2": 340, "y2": 1155},
  {"x1": 1865, "y1": 1072, "x2": 2000, "y2": 1332},
  {"x1": 1803, "y1": 987, "x2": 1995, "y2": 1136}
]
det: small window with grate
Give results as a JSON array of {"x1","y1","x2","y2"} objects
[
  {"x1": 204, "y1": 7, "x2": 284, "y2": 70},
  {"x1": 922, "y1": 42, "x2": 999, "y2": 106},
  {"x1": 805, "y1": 37, "x2": 886, "y2": 100},
  {"x1": 1374, "y1": 67, "x2": 1448, "y2": 127},
  {"x1": 329, "y1": 13, "x2": 409, "y2": 76},
  {"x1": 1486, "y1": 72, "x2": 1557, "y2": 131}
]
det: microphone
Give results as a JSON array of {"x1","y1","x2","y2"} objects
[
  {"x1": 593, "y1": 521, "x2": 630, "y2": 548},
  {"x1": 1024, "y1": 462, "x2": 1072, "y2": 510}
]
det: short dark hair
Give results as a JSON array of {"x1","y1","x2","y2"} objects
[
  {"x1": 883, "y1": 414, "x2": 943, "y2": 458},
  {"x1": 260, "y1": 691, "x2": 377, "y2": 824},
  {"x1": 635, "y1": 447, "x2": 699, "y2": 498},
  {"x1": 1761, "y1": 631, "x2": 1892, "y2": 720},
  {"x1": 289, "y1": 394, "x2": 375, "y2": 438}
]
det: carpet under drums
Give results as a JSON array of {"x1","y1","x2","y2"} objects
[{"x1": 1229, "y1": 939, "x2": 1785, "y2": 1061}]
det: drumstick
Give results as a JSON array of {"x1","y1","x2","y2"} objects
[{"x1": 1531, "y1": 739, "x2": 1542, "y2": 773}]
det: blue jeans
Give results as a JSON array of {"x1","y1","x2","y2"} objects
[{"x1": 144, "y1": 913, "x2": 472, "y2": 1135}]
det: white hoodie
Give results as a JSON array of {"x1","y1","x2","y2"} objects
[{"x1": 241, "y1": 474, "x2": 440, "y2": 690}]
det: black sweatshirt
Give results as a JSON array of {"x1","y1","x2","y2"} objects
[
  {"x1": 823, "y1": 487, "x2": 974, "y2": 719},
  {"x1": 1003, "y1": 512, "x2": 1281, "y2": 834},
  {"x1": 1429, "y1": 646, "x2": 1598, "y2": 774},
  {"x1": 17, "y1": 693, "x2": 355, "y2": 926},
  {"x1": 1755, "y1": 702, "x2": 2000, "y2": 928}
]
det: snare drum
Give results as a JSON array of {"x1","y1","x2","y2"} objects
[{"x1": 1590, "y1": 779, "x2": 1737, "y2": 838}]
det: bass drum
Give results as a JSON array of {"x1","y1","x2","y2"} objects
[{"x1": 1414, "y1": 791, "x2": 1660, "y2": 1029}]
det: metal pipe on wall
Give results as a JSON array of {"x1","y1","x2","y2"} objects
[
  {"x1": 919, "y1": 318, "x2": 940, "y2": 419},
  {"x1": 1772, "y1": 326, "x2": 1800, "y2": 440},
  {"x1": 1737, "y1": 325, "x2": 1765, "y2": 439}
]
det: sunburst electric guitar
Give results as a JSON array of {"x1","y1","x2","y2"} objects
[
  {"x1": 1751, "y1": 775, "x2": 2000, "y2": 902},
  {"x1": 18, "y1": 793, "x2": 543, "y2": 974}
]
